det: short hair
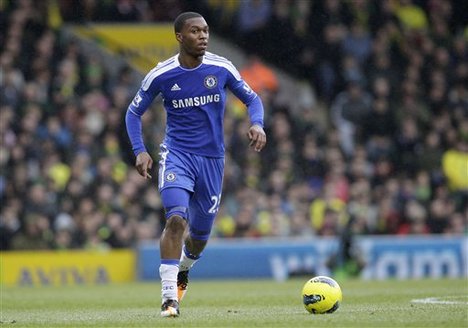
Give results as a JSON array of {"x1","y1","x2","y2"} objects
[{"x1": 174, "y1": 12, "x2": 203, "y2": 33}]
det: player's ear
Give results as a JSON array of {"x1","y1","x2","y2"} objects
[{"x1": 175, "y1": 32, "x2": 183, "y2": 43}]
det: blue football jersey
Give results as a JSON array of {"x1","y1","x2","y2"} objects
[{"x1": 127, "y1": 52, "x2": 262, "y2": 158}]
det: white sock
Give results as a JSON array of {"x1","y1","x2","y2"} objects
[
  {"x1": 159, "y1": 263, "x2": 179, "y2": 302},
  {"x1": 179, "y1": 246, "x2": 200, "y2": 272}
]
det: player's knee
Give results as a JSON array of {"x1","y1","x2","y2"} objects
[
  {"x1": 165, "y1": 215, "x2": 187, "y2": 234},
  {"x1": 165, "y1": 206, "x2": 188, "y2": 221}
]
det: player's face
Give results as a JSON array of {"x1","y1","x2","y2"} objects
[{"x1": 178, "y1": 17, "x2": 209, "y2": 57}]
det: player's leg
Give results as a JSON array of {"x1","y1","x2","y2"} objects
[
  {"x1": 179, "y1": 237, "x2": 206, "y2": 271},
  {"x1": 177, "y1": 205, "x2": 215, "y2": 302},
  {"x1": 176, "y1": 236, "x2": 206, "y2": 302},
  {"x1": 157, "y1": 144, "x2": 196, "y2": 317},
  {"x1": 177, "y1": 156, "x2": 224, "y2": 301},
  {"x1": 159, "y1": 187, "x2": 190, "y2": 317}
]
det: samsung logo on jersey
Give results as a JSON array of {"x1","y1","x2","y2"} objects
[{"x1": 172, "y1": 94, "x2": 220, "y2": 109}]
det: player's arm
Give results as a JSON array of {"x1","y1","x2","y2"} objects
[
  {"x1": 125, "y1": 78, "x2": 160, "y2": 179},
  {"x1": 227, "y1": 69, "x2": 266, "y2": 152}
]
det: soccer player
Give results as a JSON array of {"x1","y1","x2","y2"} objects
[{"x1": 125, "y1": 12, "x2": 266, "y2": 317}]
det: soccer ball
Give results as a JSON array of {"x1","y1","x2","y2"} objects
[{"x1": 302, "y1": 276, "x2": 342, "y2": 314}]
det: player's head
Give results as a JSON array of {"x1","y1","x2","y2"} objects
[{"x1": 174, "y1": 12, "x2": 209, "y2": 57}]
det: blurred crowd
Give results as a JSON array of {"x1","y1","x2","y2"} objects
[{"x1": 1, "y1": 0, "x2": 467, "y2": 251}]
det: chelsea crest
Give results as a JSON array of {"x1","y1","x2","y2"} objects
[{"x1": 204, "y1": 75, "x2": 217, "y2": 89}]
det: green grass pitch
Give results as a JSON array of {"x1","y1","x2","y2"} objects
[{"x1": 1, "y1": 278, "x2": 467, "y2": 327}]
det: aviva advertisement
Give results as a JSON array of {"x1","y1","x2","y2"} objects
[
  {"x1": 74, "y1": 24, "x2": 178, "y2": 73},
  {"x1": 1, "y1": 249, "x2": 135, "y2": 287}
]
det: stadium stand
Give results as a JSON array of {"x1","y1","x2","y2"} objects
[{"x1": 0, "y1": 0, "x2": 466, "y2": 250}]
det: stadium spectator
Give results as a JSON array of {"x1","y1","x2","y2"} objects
[
  {"x1": 331, "y1": 80, "x2": 373, "y2": 157},
  {"x1": 236, "y1": 0, "x2": 271, "y2": 53},
  {"x1": 442, "y1": 139, "x2": 468, "y2": 193},
  {"x1": 342, "y1": 21, "x2": 373, "y2": 66},
  {"x1": 10, "y1": 213, "x2": 52, "y2": 250},
  {"x1": 240, "y1": 54, "x2": 279, "y2": 96}
]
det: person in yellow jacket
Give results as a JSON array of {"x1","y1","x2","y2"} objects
[{"x1": 442, "y1": 140, "x2": 468, "y2": 191}]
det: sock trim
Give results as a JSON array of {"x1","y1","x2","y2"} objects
[
  {"x1": 161, "y1": 259, "x2": 180, "y2": 266},
  {"x1": 183, "y1": 246, "x2": 201, "y2": 260}
]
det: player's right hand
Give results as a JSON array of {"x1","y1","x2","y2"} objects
[
  {"x1": 135, "y1": 152, "x2": 153, "y2": 179},
  {"x1": 248, "y1": 125, "x2": 267, "y2": 152}
]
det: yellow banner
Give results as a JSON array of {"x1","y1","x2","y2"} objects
[
  {"x1": 0, "y1": 249, "x2": 136, "y2": 287},
  {"x1": 73, "y1": 24, "x2": 178, "y2": 73}
]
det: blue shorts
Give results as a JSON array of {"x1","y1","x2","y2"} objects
[{"x1": 158, "y1": 144, "x2": 224, "y2": 240}]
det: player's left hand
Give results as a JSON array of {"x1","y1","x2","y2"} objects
[{"x1": 248, "y1": 125, "x2": 266, "y2": 152}]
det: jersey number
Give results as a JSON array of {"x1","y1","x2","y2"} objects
[{"x1": 208, "y1": 194, "x2": 222, "y2": 214}]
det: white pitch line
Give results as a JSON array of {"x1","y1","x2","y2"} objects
[{"x1": 411, "y1": 297, "x2": 468, "y2": 305}]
